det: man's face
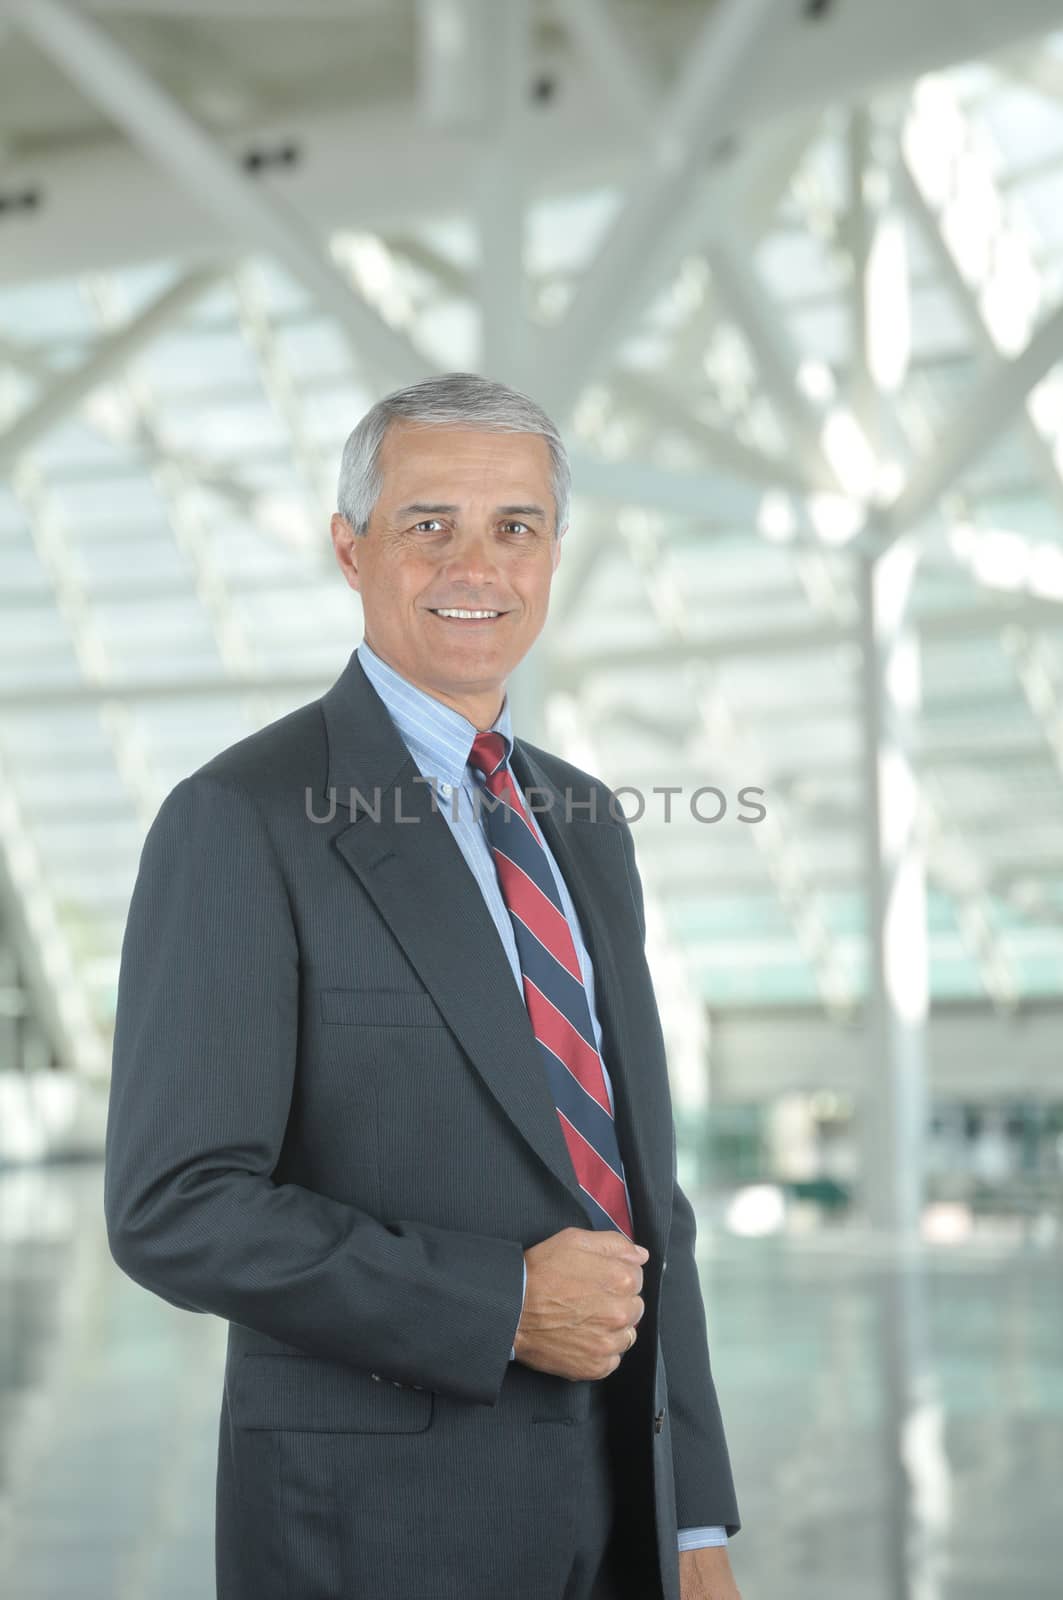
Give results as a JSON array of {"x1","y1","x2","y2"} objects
[{"x1": 330, "y1": 422, "x2": 563, "y2": 724}]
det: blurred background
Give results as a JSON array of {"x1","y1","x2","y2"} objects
[{"x1": 1, "y1": 0, "x2": 1063, "y2": 1596}]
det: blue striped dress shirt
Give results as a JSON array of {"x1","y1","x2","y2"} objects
[{"x1": 357, "y1": 639, "x2": 726, "y2": 1552}]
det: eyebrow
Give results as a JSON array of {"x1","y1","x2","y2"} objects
[{"x1": 394, "y1": 502, "x2": 548, "y2": 520}]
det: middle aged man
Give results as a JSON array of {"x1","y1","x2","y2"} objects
[{"x1": 105, "y1": 372, "x2": 741, "y2": 1600}]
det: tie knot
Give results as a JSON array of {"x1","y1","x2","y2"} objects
[{"x1": 468, "y1": 730, "x2": 507, "y2": 781}]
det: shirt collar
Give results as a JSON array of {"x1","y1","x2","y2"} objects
[{"x1": 356, "y1": 638, "x2": 513, "y2": 788}]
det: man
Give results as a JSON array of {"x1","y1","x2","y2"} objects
[{"x1": 105, "y1": 372, "x2": 741, "y2": 1600}]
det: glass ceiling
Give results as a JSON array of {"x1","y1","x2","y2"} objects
[{"x1": 2, "y1": 44, "x2": 1063, "y2": 1074}]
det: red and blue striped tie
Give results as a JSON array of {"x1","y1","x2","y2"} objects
[{"x1": 468, "y1": 731, "x2": 635, "y2": 1241}]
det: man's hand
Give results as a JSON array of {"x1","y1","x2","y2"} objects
[
  {"x1": 679, "y1": 1545, "x2": 742, "y2": 1600},
  {"x1": 513, "y1": 1227, "x2": 648, "y2": 1381}
]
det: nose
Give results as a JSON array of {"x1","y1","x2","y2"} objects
[{"x1": 443, "y1": 530, "x2": 500, "y2": 590}]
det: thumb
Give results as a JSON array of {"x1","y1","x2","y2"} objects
[{"x1": 590, "y1": 1231, "x2": 649, "y2": 1261}]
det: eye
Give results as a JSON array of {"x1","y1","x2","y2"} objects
[
  {"x1": 412, "y1": 519, "x2": 445, "y2": 533},
  {"x1": 501, "y1": 521, "x2": 532, "y2": 535}
]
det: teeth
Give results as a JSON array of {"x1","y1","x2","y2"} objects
[{"x1": 434, "y1": 608, "x2": 500, "y2": 619}]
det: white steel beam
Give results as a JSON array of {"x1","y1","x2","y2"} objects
[
  {"x1": 694, "y1": 670, "x2": 858, "y2": 1017},
  {"x1": 39, "y1": 0, "x2": 1063, "y2": 80},
  {"x1": 9, "y1": 0, "x2": 433, "y2": 386},
  {"x1": 842, "y1": 106, "x2": 912, "y2": 451},
  {"x1": 610, "y1": 371, "x2": 818, "y2": 495},
  {"x1": 549, "y1": 592, "x2": 1063, "y2": 673},
  {"x1": 64, "y1": 2, "x2": 360, "y2": 13},
  {"x1": 234, "y1": 261, "x2": 335, "y2": 533},
  {"x1": 708, "y1": 1005, "x2": 1063, "y2": 1103},
  {"x1": 0, "y1": 317, "x2": 283, "y2": 530},
  {"x1": 879, "y1": 295, "x2": 1063, "y2": 541},
  {"x1": 0, "y1": 265, "x2": 221, "y2": 474},
  {"x1": 546, "y1": 695, "x2": 712, "y2": 1139},
  {"x1": 550, "y1": 509, "x2": 617, "y2": 627},
  {"x1": 1002, "y1": 628, "x2": 1063, "y2": 784},
  {"x1": 920, "y1": 781, "x2": 1022, "y2": 1011},
  {"x1": 872, "y1": 78, "x2": 1063, "y2": 540},
  {"x1": 3, "y1": 443, "x2": 143, "y2": 1074},
  {"x1": 538, "y1": 0, "x2": 783, "y2": 419},
  {"x1": 415, "y1": 0, "x2": 483, "y2": 129},
  {"x1": 620, "y1": 508, "x2": 856, "y2": 1016},
  {"x1": 702, "y1": 230, "x2": 845, "y2": 495},
  {"x1": 0, "y1": 757, "x2": 102, "y2": 1077},
  {"x1": 7, "y1": 1, "x2": 1063, "y2": 290},
  {"x1": 0, "y1": 93, "x2": 639, "y2": 288},
  {"x1": 846, "y1": 107, "x2": 878, "y2": 436},
  {"x1": 567, "y1": 451, "x2": 764, "y2": 524},
  {"x1": 382, "y1": 233, "x2": 819, "y2": 496},
  {"x1": 0, "y1": 672, "x2": 335, "y2": 709},
  {"x1": 609, "y1": 116, "x2": 831, "y2": 514},
  {"x1": 84, "y1": 275, "x2": 261, "y2": 699},
  {"x1": 998, "y1": 40, "x2": 1063, "y2": 106},
  {"x1": 557, "y1": 0, "x2": 660, "y2": 137},
  {"x1": 896, "y1": 155, "x2": 1063, "y2": 520}
]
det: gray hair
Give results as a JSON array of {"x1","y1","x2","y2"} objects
[{"x1": 336, "y1": 371, "x2": 570, "y2": 537}]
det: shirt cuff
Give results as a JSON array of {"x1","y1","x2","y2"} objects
[
  {"x1": 677, "y1": 1526, "x2": 728, "y2": 1549},
  {"x1": 509, "y1": 1258, "x2": 527, "y2": 1361}
]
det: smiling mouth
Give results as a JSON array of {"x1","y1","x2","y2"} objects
[{"x1": 428, "y1": 607, "x2": 507, "y2": 621}]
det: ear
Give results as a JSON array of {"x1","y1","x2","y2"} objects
[
  {"x1": 552, "y1": 523, "x2": 567, "y2": 572},
  {"x1": 330, "y1": 513, "x2": 362, "y2": 593}
]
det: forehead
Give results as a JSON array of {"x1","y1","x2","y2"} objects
[{"x1": 376, "y1": 421, "x2": 553, "y2": 492}]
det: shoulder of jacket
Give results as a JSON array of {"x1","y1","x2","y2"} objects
[
  {"x1": 515, "y1": 737, "x2": 605, "y2": 797},
  {"x1": 180, "y1": 697, "x2": 326, "y2": 810}
]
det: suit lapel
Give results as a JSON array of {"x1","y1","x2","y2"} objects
[{"x1": 319, "y1": 650, "x2": 669, "y2": 1254}]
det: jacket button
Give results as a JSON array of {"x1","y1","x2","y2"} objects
[{"x1": 654, "y1": 1409, "x2": 665, "y2": 1434}]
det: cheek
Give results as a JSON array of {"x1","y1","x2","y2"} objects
[
  {"x1": 525, "y1": 566, "x2": 556, "y2": 610},
  {"x1": 366, "y1": 558, "x2": 429, "y2": 607}
]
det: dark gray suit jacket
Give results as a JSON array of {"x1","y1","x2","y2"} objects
[{"x1": 104, "y1": 648, "x2": 739, "y2": 1600}]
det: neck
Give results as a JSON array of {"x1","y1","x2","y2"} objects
[
  {"x1": 432, "y1": 687, "x2": 506, "y2": 730},
  {"x1": 363, "y1": 640, "x2": 504, "y2": 730}
]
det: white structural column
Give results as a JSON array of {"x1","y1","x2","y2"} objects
[
  {"x1": 415, "y1": 0, "x2": 484, "y2": 129},
  {"x1": 840, "y1": 111, "x2": 929, "y2": 1236},
  {"x1": 844, "y1": 104, "x2": 1018, "y2": 1015},
  {"x1": 475, "y1": 0, "x2": 532, "y2": 384},
  {"x1": 10, "y1": 0, "x2": 432, "y2": 388},
  {"x1": 857, "y1": 539, "x2": 929, "y2": 1238},
  {"x1": 413, "y1": 0, "x2": 532, "y2": 382}
]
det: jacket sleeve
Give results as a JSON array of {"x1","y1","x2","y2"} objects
[
  {"x1": 105, "y1": 771, "x2": 525, "y2": 1407},
  {"x1": 614, "y1": 805, "x2": 741, "y2": 1537}
]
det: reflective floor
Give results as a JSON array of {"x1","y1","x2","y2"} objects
[{"x1": 0, "y1": 1163, "x2": 1060, "y2": 1599}]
